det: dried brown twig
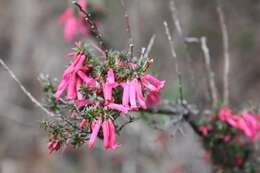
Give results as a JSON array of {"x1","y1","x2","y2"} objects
[{"x1": 217, "y1": 4, "x2": 230, "y2": 106}]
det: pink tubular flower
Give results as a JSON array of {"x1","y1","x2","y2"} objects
[
  {"x1": 75, "y1": 99, "x2": 92, "y2": 109},
  {"x1": 135, "y1": 79, "x2": 147, "y2": 109},
  {"x1": 218, "y1": 107, "x2": 233, "y2": 121},
  {"x1": 76, "y1": 78, "x2": 84, "y2": 100},
  {"x1": 67, "y1": 73, "x2": 77, "y2": 100},
  {"x1": 218, "y1": 107, "x2": 260, "y2": 141},
  {"x1": 129, "y1": 79, "x2": 138, "y2": 110},
  {"x1": 80, "y1": 118, "x2": 89, "y2": 128},
  {"x1": 141, "y1": 74, "x2": 165, "y2": 92},
  {"x1": 54, "y1": 52, "x2": 97, "y2": 104},
  {"x1": 106, "y1": 103, "x2": 128, "y2": 114},
  {"x1": 237, "y1": 118, "x2": 253, "y2": 139},
  {"x1": 141, "y1": 74, "x2": 165, "y2": 107},
  {"x1": 226, "y1": 116, "x2": 239, "y2": 128},
  {"x1": 102, "y1": 120, "x2": 110, "y2": 149},
  {"x1": 103, "y1": 69, "x2": 118, "y2": 104},
  {"x1": 77, "y1": 70, "x2": 96, "y2": 88},
  {"x1": 121, "y1": 82, "x2": 130, "y2": 107},
  {"x1": 243, "y1": 112, "x2": 259, "y2": 133},
  {"x1": 145, "y1": 91, "x2": 161, "y2": 107},
  {"x1": 199, "y1": 126, "x2": 210, "y2": 136},
  {"x1": 54, "y1": 77, "x2": 70, "y2": 98},
  {"x1": 107, "y1": 119, "x2": 120, "y2": 150},
  {"x1": 59, "y1": 0, "x2": 89, "y2": 41},
  {"x1": 54, "y1": 53, "x2": 86, "y2": 100},
  {"x1": 48, "y1": 141, "x2": 60, "y2": 154},
  {"x1": 63, "y1": 54, "x2": 86, "y2": 78},
  {"x1": 79, "y1": 0, "x2": 88, "y2": 9},
  {"x1": 59, "y1": 9, "x2": 79, "y2": 41},
  {"x1": 88, "y1": 118, "x2": 102, "y2": 150}
]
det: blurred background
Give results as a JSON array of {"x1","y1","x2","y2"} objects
[{"x1": 0, "y1": 0, "x2": 259, "y2": 172}]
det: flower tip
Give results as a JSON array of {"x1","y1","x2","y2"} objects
[{"x1": 111, "y1": 144, "x2": 121, "y2": 150}]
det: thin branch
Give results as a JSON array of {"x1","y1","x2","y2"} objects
[
  {"x1": 145, "y1": 103, "x2": 203, "y2": 137},
  {"x1": 0, "y1": 58, "x2": 56, "y2": 117},
  {"x1": 169, "y1": 0, "x2": 183, "y2": 38},
  {"x1": 73, "y1": 1, "x2": 108, "y2": 57},
  {"x1": 0, "y1": 58, "x2": 87, "y2": 132},
  {"x1": 140, "y1": 47, "x2": 146, "y2": 61},
  {"x1": 120, "y1": 0, "x2": 134, "y2": 59},
  {"x1": 200, "y1": 37, "x2": 219, "y2": 108},
  {"x1": 163, "y1": 21, "x2": 184, "y2": 103},
  {"x1": 144, "y1": 34, "x2": 156, "y2": 59},
  {"x1": 217, "y1": 4, "x2": 230, "y2": 106},
  {"x1": 169, "y1": 0, "x2": 195, "y2": 88}
]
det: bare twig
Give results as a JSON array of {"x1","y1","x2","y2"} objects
[
  {"x1": 200, "y1": 37, "x2": 219, "y2": 108},
  {"x1": 73, "y1": 1, "x2": 108, "y2": 57},
  {"x1": 169, "y1": 0, "x2": 183, "y2": 38},
  {"x1": 144, "y1": 34, "x2": 156, "y2": 59},
  {"x1": 0, "y1": 58, "x2": 56, "y2": 117},
  {"x1": 140, "y1": 47, "x2": 146, "y2": 61},
  {"x1": 120, "y1": 0, "x2": 134, "y2": 59},
  {"x1": 163, "y1": 21, "x2": 184, "y2": 103},
  {"x1": 169, "y1": 0, "x2": 195, "y2": 89},
  {"x1": 217, "y1": 4, "x2": 230, "y2": 105},
  {"x1": 0, "y1": 58, "x2": 88, "y2": 132}
]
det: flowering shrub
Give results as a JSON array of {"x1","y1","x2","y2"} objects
[
  {"x1": 41, "y1": 41, "x2": 165, "y2": 153},
  {"x1": 196, "y1": 107, "x2": 260, "y2": 173},
  {"x1": 59, "y1": 0, "x2": 105, "y2": 41}
]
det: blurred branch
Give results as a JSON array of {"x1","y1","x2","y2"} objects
[
  {"x1": 169, "y1": 0, "x2": 195, "y2": 88},
  {"x1": 200, "y1": 37, "x2": 219, "y2": 108},
  {"x1": 145, "y1": 102, "x2": 203, "y2": 137},
  {"x1": 217, "y1": 4, "x2": 230, "y2": 106},
  {"x1": 169, "y1": 1, "x2": 183, "y2": 37},
  {"x1": 0, "y1": 58, "x2": 56, "y2": 117},
  {"x1": 120, "y1": 0, "x2": 134, "y2": 59},
  {"x1": 144, "y1": 34, "x2": 156, "y2": 59},
  {"x1": 163, "y1": 21, "x2": 184, "y2": 103},
  {"x1": 73, "y1": 1, "x2": 108, "y2": 57},
  {"x1": 0, "y1": 58, "x2": 83, "y2": 131}
]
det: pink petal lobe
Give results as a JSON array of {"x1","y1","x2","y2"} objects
[
  {"x1": 88, "y1": 118, "x2": 102, "y2": 150},
  {"x1": 102, "y1": 120, "x2": 110, "y2": 149},
  {"x1": 108, "y1": 119, "x2": 120, "y2": 150},
  {"x1": 106, "y1": 103, "x2": 128, "y2": 114},
  {"x1": 129, "y1": 79, "x2": 138, "y2": 110}
]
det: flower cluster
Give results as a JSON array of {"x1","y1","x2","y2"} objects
[
  {"x1": 196, "y1": 107, "x2": 260, "y2": 173},
  {"x1": 59, "y1": 0, "x2": 104, "y2": 41},
  {"x1": 42, "y1": 41, "x2": 165, "y2": 152},
  {"x1": 219, "y1": 107, "x2": 260, "y2": 141}
]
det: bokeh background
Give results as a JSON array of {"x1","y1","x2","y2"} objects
[{"x1": 0, "y1": 0, "x2": 259, "y2": 173}]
